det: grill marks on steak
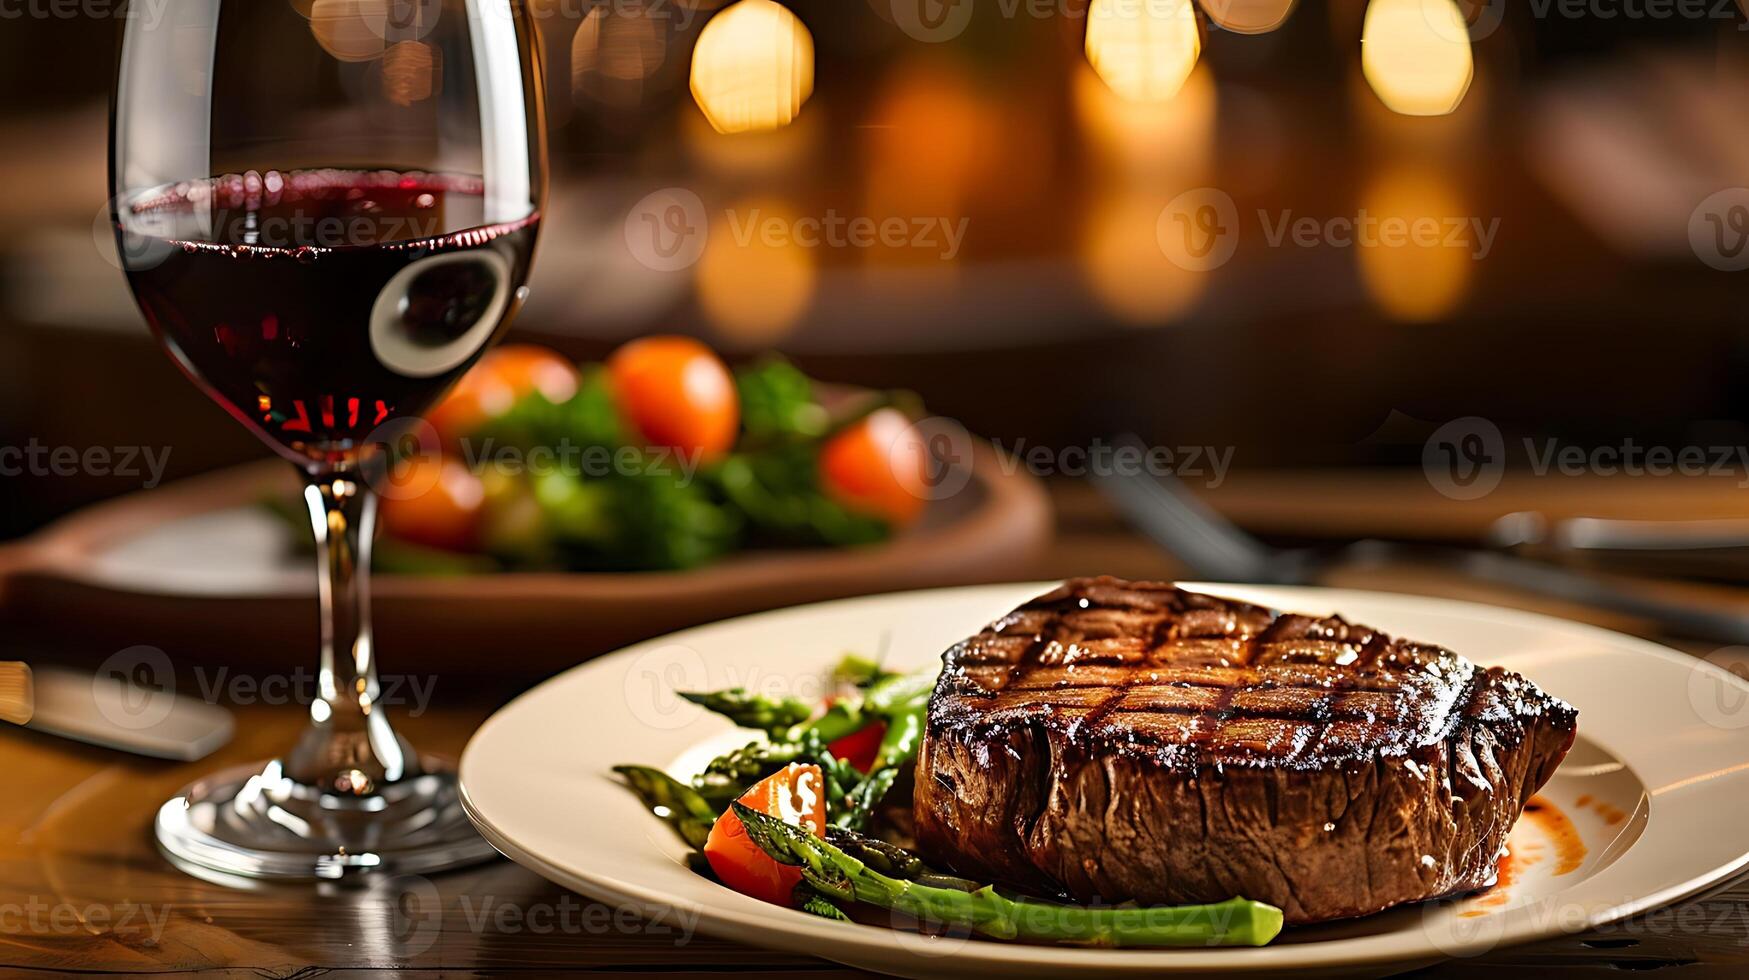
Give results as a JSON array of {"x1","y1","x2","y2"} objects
[
  {"x1": 938, "y1": 580, "x2": 1474, "y2": 771},
  {"x1": 913, "y1": 577, "x2": 1579, "y2": 924}
]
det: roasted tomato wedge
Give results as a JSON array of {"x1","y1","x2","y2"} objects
[{"x1": 703, "y1": 762, "x2": 826, "y2": 905}]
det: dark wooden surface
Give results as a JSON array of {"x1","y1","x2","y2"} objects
[{"x1": 5, "y1": 478, "x2": 1749, "y2": 978}]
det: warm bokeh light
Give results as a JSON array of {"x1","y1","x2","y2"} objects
[
  {"x1": 382, "y1": 40, "x2": 438, "y2": 106},
  {"x1": 1085, "y1": 0, "x2": 1202, "y2": 103},
  {"x1": 1074, "y1": 62, "x2": 1216, "y2": 179},
  {"x1": 1355, "y1": 165, "x2": 1474, "y2": 321},
  {"x1": 863, "y1": 60, "x2": 991, "y2": 194},
  {"x1": 1360, "y1": 0, "x2": 1474, "y2": 116},
  {"x1": 572, "y1": 5, "x2": 667, "y2": 109},
  {"x1": 309, "y1": 0, "x2": 387, "y2": 63},
  {"x1": 689, "y1": 0, "x2": 814, "y2": 135},
  {"x1": 1197, "y1": 0, "x2": 1298, "y2": 34},
  {"x1": 681, "y1": 104, "x2": 816, "y2": 176},
  {"x1": 862, "y1": 59, "x2": 992, "y2": 249},
  {"x1": 1080, "y1": 190, "x2": 1208, "y2": 324},
  {"x1": 696, "y1": 198, "x2": 816, "y2": 344}
]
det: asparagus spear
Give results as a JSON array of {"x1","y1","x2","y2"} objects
[
  {"x1": 732, "y1": 802, "x2": 1284, "y2": 948},
  {"x1": 833, "y1": 767, "x2": 898, "y2": 832},
  {"x1": 823, "y1": 827, "x2": 981, "y2": 891},
  {"x1": 612, "y1": 766, "x2": 716, "y2": 849},
  {"x1": 680, "y1": 688, "x2": 813, "y2": 738},
  {"x1": 693, "y1": 733, "x2": 861, "y2": 812},
  {"x1": 684, "y1": 665, "x2": 935, "y2": 746},
  {"x1": 781, "y1": 698, "x2": 864, "y2": 744},
  {"x1": 831, "y1": 652, "x2": 898, "y2": 688},
  {"x1": 694, "y1": 739, "x2": 805, "y2": 805},
  {"x1": 683, "y1": 665, "x2": 938, "y2": 829},
  {"x1": 870, "y1": 707, "x2": 922, "y2": 772},
  {"x1": 861, "y1": 668, "x2": 937, "y2": 717}
]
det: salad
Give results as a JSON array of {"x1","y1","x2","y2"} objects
[
  {"x1": 613, "y1": 659, "x2": 1285, "y2": 948},
  {"x1": 355, "y1": 336, "x2": 932, "y2": 573}
]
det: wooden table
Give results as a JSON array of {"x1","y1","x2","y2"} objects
[{"x1": 5, "y1": 477, "x2": 1749, "y2": 978}]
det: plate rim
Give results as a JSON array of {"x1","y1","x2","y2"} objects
[{"x1": 459, "y1": 580, "x2": 1749, "y2": 975}]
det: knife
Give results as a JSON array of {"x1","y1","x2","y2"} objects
[{"x1": 0, "y1": 661, "x2": 233, "y2": 761}]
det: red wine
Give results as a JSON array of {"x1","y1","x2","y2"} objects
[{"x1": 118, "y1": 169, "x2": 540, "y2": 467}]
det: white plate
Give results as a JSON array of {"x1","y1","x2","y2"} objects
[{"x1": 458, "y1": 582, "x2": 1749, "y2": 977}]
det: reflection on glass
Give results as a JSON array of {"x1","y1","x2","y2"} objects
[
  {"x1": 382, "y1": 39, "x2": 440, "y2": 106},
  {"x1": 572, "y1": 3, "x2": 667, "y2": 110},
  {"x1": 690, "y1": 0, "x2": 814, "y2": 134},
  {"x1": 308, "y1": 0, "x2": 389, "y2": 63},
  {"x1": 1085, "y1": 0, "x2": 1202, "y2": 103},
  {"x1": 1360, "y1": 0, "x2": 1474, "y2": 116}
]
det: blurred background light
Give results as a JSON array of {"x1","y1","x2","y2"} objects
[
  {"x1": 1080, "y1": 189, "x2": 1209, "y2": 324},
  {"x1": 697, "y1": 197, "x2": 817, "y2": 343},
  {"x1": 1360, "y1": 0, "x2": 1474, "y2": 116},
  {"x1": 861, "y1": 59, "x2": 991, "y2": 249},
  {"x1": 1197, "y1": 0, "x2": 1298, "y2": 35},
  {"x1": 1085, "y1": 0, "x2": 1203, "y2": 103},
  {"x1": 1355, "y1": 163, "x2": 1473, "y2": 320},
  {"x1": 1075, "y1": 62, "x2": 1217, "y2": 180},
  {"x1": 689, "y1": 0, "x2": 815, "y2": 135},
  {"x1": 571, "y1": 4, "x2": 668, "y2": 111}
]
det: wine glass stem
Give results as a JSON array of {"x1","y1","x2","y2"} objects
[{"x1": 283, "y1": 469, "x2": 413, "y2": 794}]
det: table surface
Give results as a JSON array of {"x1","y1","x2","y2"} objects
[{"x1": 5, "y1": 476, "x2": 1749, "y2": 978}]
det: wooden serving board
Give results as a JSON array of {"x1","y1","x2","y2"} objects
[{"x1": 0, "y1": 441, "x2": 1049, "y2": 676}]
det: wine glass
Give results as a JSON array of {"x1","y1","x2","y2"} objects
[{"x1": 111, "y1": 0, "x2": 545, "y2": 878}]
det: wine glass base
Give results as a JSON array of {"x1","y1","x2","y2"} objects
[{"x1": 155, "y1": 755, "x2": 500, "y2": 880}]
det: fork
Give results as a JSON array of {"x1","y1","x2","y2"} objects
[{"x1": 1093, "y1": 437, "x2": 1749, "y2": 645}]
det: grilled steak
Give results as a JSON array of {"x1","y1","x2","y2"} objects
[{"x1": 913, "y1": 577, "x2": 1578, "y2": 925}]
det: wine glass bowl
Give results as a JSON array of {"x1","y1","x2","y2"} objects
[{"x1": 112, "y1": 0, "x2": 545, "y2": 878}]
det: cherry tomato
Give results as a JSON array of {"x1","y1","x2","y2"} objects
[
  {"x1": 427, "y1": 344, "x2": 580, "y2": 447},
  {"x1": 607, "y1": 336, "x2": 739, "y2": 460},
  {"x1": 827, "y1": 721, "x2": 888, "y2": 773},
  {"x1": 819, "y1": 408, "x2": 927, "y2": 526},
  {"x1": 378, "y1": 456, "x2": 486, "y2": 553},
  {"x1": 703, "y1": 763, "x2": 826, "y2": 906}
]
